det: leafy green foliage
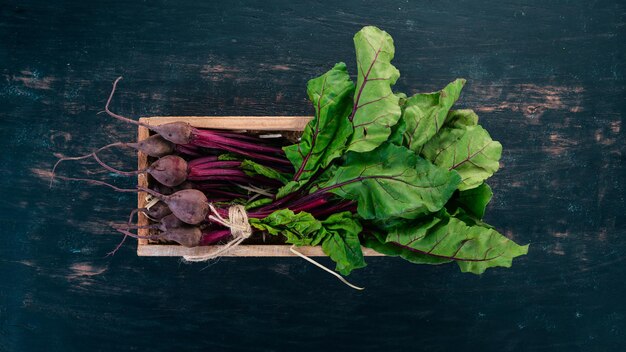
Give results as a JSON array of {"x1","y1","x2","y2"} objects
[
  {"x1": 347, "y1": 26, "x2": 401, "y2": 153},
  {"x1": 388, "y1": 92, "x2": 408, "y2": 145},
  {"x1": 249, "y1": 209, "x2": 323, "y2": 246},
  {"x1": 362, "y1": 230, "x2": 452, "y2": 265},
  {"x1": 275, "y1": 180, "x2": 305, "y2": 199},
  {"x1": 245, "y1": 197, "x2": 273, "y2": 210},
  {"x1": 319, "y1": 212, "x2": 366, "y2": 275},
  {"x1": 454, "y1": 183, "x2": 493, "y2": 219},
  {"x1": 384, "y1": 216, "x2": 528, "y2": 274},
  {"x1": 422, "y1": 125, "x2": 502, "y2": 191},
  {"x1": 284, "y1": 62, "x2": 355, "y2": 185},
  {"x1": 401, "y1": 79, "x2": 466, "y2": 151},
  {"x1": 217, "y1": 153, "x2": 242, "y2": 161},
  {"x1": 240, "y1": 160, "x2": 291, "y2": 184},
  {"x1": 318, "y1": 143, "x2": 461, "y2": 220},
  {"x1": 249, "y1": 210, "x2": 365, "y2": 275},
  {"x1": 449, "y1": 207, "x2": 494, "y2": 229},
  {"x1": 444, "y1": 109, "x2": 479, "y2": 129},
  {"x1": 241, "y1": 26, "x2": 527, "y2": 277}
]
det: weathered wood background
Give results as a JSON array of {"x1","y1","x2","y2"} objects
[{"x1": 1, "y1": 1, "x2": 624, "y2": 351}]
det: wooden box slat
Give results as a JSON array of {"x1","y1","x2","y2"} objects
[{"x1": 136, "y1": 116, "x2": 384, "y2": 257}]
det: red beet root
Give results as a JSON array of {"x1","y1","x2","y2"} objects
[
  {"x1": 151, "y1": 121, "x2": 194, "y2": 145},
  {"x1": 147, "y1": 155, "x2": 188, "y2": 187},
  {"x1": 162, "y1": 226, "x2": 203, "y2": 247},
  {"x1": 133, "y1": 134, "x2": 176, "y2": 157},
  {"x1": 142, "y1": 202, "x2": 172, "y2": 220},
  {"x1": 140, "y1": 187, "x2": 209, "y2": 225}
]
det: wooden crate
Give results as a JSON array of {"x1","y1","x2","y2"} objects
[{"x1": 136, "y1": 116, "x2": 383, "y2": 257}]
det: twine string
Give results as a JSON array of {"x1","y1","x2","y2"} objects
[
  {"x1": 183, "y1": 204, "x2": 251, "y2": 262},
  {"x1": 144, "y1": 194, "x2": 160, "y2": 210}
]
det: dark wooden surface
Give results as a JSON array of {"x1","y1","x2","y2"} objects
[{"x1": 1, "y1": 1, "x2": 625, "y2": 351}]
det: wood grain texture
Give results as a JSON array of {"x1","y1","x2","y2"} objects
[
  {"x1": 136, "y1": 123, "x2": 150, "y2": 246},
  {"x1": 142, "y1": 115, "x2": 312, "y2": 130},
  {"x1": 137, "y1": 244, "x2": 383, "y2": 257}
]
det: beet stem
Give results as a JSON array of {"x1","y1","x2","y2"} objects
[
  {"x1": 195, "y1": 130, "x2": 285, "y2": 154},
  {"x1": 189, "y1": 160, "x2": 242, "y2": 170},
  {"x1": 192, "y1": 139, "x2": 291, "y2": 165},
  {"x1": 199, "y1": 229, "x2": 232, "y2": 245}
]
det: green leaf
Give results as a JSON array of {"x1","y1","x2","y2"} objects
[
  {"x1": 346, "y1": 26, "x2": 402, "y2": 153},
  {"x1": 249, "y1": 209, "x2": 324, "y2": 246},
  {"x1": 275, "y1": 180, "x2": 304, "y2": 199},
  {"x1": 450, "y1": 207, "x2": 495, "y2": 229},
  {"x1": 250, "y1": 210, "x2": 366, "y2": 275},
  {"x1": 444, "y1": 109, "x2": 478, "y2": 129},
  {"x1": 401, "y1": 79, "x2": 466, "y2": 152},
  {"x1": 319, "y1": 212, "x2": 366, "y2": 275},
  {"x1": 284, "y1": 62, "x2": 355, "y2": 185},
  {"x1": 240, "y1": 160, "x2": 291, "y2": 184},
  {"x1": 217, "y1": 153, "x2": 242, "y2": 161},
  {"x1": 396, "y1": 92, "x2": 408, "y2": 107},
  {"x1": 388, "y1": 117, "x2": 406, "y2": 146},
  {"x1": 305, "y1": 165, "x2": 339, "y2": 194},
  {"x1": 385, "y1": 216, "x2": 528, "y2": 274},
  {"x1": 277, "y1": 164, "x2": 341, "y2": 199},
  {"x1": 456, "y1": 183, "x2": 493, "y2": 219},
  {"x1": 388, "y1": 92, "x2": 408, "y2": 145},
  {"x1": 362, "y1": 228, "x2": 451, "y2": 265},
  {"x1": 245, "y1": 197, "x2": 273, "y2": 210},
  {"x1": 422, "y1": 125, "x2": 502, "y2": 191},
  {"x1": 318, "y1": 143, "x2": 461, "y2": 220}
]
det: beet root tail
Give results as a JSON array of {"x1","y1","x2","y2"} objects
[{"x1": 50, "y1": 142, "x2": 129, "y2": 188}]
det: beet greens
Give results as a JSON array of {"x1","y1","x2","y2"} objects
[{"x1": 241, "y1": 25, "x2": 527, "y2": 275}]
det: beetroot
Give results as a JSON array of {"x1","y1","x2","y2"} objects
[
  {"x1": 145, "y1": 155, "x2": 188, "y2": 187},
  {"x1": 158, "y1": 213, "x2": 186, "y2": 231},
  {"x1": 150, "y1": 121, "x2": 194, "y2": 145},
  {"x1": 161, "y1": 226, "x2": 203, "y2": 247},
  {"x1": 142, "y1": 202, "x2": 172, "y2": 220},
  {"x1": 86, "y1": 154, "x2": 188, "y2": 188},
  {"x1": 140, "y1": 187, "x2": 209, "y2": 225},
  {"x1": 133, "y1": 134, "x2": 176, "y2": 157}
]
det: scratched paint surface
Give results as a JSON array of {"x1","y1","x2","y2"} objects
[{"x1": 1, "y1": 1, "x2": 624, "y2": 351}]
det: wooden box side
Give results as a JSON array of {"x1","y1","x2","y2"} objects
[{"x1": 136, "y1": 116, "x2": 383, "y2": 257}]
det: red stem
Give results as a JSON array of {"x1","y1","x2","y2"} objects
[
  {"x1": 176, "y1": 144, "x2": 203, "y2": 156},
  {"x1": 190, "y1": 161, "x2": 242, "y2": 170},
  {"x1": 194, "y1": 129, "x2": 285, "y2": 154},
  {"x1": 199, "y1": 229, "x2": 233, "y2": 245},
  {"x1": 192, "y1": 138, "x2": 291, "y2": 165},
  {"x1": 188, "y1": 169, "x2": 248, "y2": 178}
]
